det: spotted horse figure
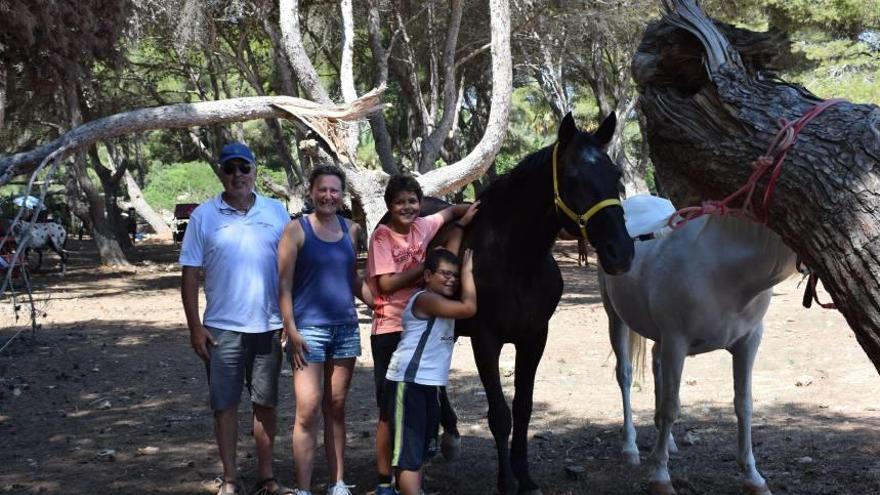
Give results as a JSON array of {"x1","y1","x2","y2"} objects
[{"x1": 11, "y1": 220, "x2": 68, "y2": 272}]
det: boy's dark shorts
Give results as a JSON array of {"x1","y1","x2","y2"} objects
[
  {"x1": 205, "y1": 327, "x2": 282, "y2": 411},
  {"x1": 371, "y1": 332, "x2": 402, "y2": 409},
  {"x1": 383, "y1": 379, "x2": 440, "y2": 471}
]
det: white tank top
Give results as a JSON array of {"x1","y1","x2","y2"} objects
[{"x1": 385, "y1": 290, "x2": 456, "y2": 386}]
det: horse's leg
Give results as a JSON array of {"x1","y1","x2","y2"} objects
[
  {"x1": 609, "y1": 311, "x2": 639, "y2": 465},
  {"x1": 651, "y1": 342, "x2": 678, "y2": 455},
  {"x1": 510, "y1": 332, "x2": 548, "y2": 495},
  {"x1": 731, "y1": 325, "x2": 772, "y2": 495},
  {"x1": 472, "y1": 333, "x2": 517, "y2": 495},
  {"x1": 648, "y1": 338, "x2": 686, "y2": 495},
  {"x1": 29, "y1": 248, "x2": 43, "y2": 272},
  {"x1": 49, "y1": 239, "x2": 66, "y2": 273},
  {"x1": 439, "y1": 386, "x2": 461, "y2": 461}
]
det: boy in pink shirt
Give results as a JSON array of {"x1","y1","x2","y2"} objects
[{"x1": 367, "y1": 175, "x2": 477, "y2": 495}]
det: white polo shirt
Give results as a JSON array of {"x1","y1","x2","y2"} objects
[{"x1": 179, "y1": 193, "x2": 290, "y2": 333}]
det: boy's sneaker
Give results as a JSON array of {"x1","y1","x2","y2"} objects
[
  {"x1": 374, "y1": 483, "x2": 398, "y2": 495},
  {"x1": 293, "y1": 490, "x2": 313, "y2": 495},
  {"x1": 326, "y1": 481, "x2": 352, "y2": 495}
]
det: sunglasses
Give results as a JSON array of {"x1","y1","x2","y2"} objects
[
  {"x1": 434, "y1": 269, "x2": 459, "y2": 280},
  {"x1": 221, "y1": 162, "x2": 253, "y2": 175}
]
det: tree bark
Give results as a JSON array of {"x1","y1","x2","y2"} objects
[{"x1": 633, "y1": 0, "x2": 880, "y2": 373}]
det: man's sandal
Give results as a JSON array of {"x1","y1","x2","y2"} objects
[
  {"x1": 252, "y1": 478, "x2": 295, "y2": 495},
  {"x1": 217, "y1": 480, "x2": 243, "y2": 495}
]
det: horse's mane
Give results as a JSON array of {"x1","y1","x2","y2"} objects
[{"x1": 477, "y1": 146, "x2": 553, "y2": 213}]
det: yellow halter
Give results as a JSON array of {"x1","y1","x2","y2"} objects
[{"x1": 552, "y1": 142, "x2": 622, "y2": 241}]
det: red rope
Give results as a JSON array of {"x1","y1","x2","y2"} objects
[{"x1": 668, "y1": 98, "x2": 847, "y2": 229}]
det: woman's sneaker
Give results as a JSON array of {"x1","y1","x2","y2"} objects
[
  {"x1": 326, "y1": 481, "x2": 352, "y2": 495},
  {"x1": 293, "y1": 490, "x2": 313, "y2": 495}
]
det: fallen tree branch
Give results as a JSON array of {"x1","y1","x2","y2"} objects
[{"x1": 0, "y1": 86, "x2": 388, "y2": 185}]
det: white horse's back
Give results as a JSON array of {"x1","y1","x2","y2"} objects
[{"x1": 603, "y1": 203, "x2": 796, "y2": 351}]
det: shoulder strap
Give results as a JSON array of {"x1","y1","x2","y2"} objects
[
  {"x1": 299, "y1": 214, "x2": 313, "y2": 238},
  {"x1": 336, "y1": 215, "x2": 350, "y2": 240}
]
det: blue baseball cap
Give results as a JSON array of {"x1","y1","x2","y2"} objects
[{"x1": 218, "y1": 142, "x2": 256, "y2": 166}]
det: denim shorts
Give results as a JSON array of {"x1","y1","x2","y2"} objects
[{"x1": 287, "y1": 324, "x2": 361, "y2": 364}]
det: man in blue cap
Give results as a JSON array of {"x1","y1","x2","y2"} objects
[{"x1": 180, "y1": 142, "x2": 294, "y2": 495}]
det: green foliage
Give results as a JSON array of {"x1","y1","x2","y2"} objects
[
  {"x1": 493, "y1": 87, "x2": 558, "y2": 175},
  {"x1": 762, "y1": 0, "x2": 880, "y2": 35},
  {"x1": 786, "y1": 38, "x2": 880, "y2": 103},
  {"x1": 142, "y1": 161, "x2": 222, "y2": 211}
]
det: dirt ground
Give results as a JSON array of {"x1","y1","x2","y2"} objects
[{"x1": 2, "y1": 239, "x2": 879, "y2": 495}]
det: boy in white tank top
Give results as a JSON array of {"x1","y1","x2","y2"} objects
[{"x1": 383, "y1": 247, "x2": 476, "y2": 495}]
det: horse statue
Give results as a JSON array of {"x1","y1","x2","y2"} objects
[
  {"x1": 11, "y1": 220, "x2": 68, "y2": 272},
  {"x1": 424, "y1": 112, "x2": 633, "y2": 494},
  {"x1": 599, "y1": 195, "x2": 797, "y2": 495}
]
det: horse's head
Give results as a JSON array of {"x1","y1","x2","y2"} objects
[
  {"x1": 554, "y1": 112, "x2": 633, "y2": 275},
  {"x1": 9, "y1": 220, "x2": 23, "y2": 239}
]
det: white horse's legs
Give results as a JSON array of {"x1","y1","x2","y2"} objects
[
  {"x1": 648, "y1": 339, "x2": 686, "y2": 495},
  {"x1": 651, "y1": 343, "x2": 678, "y2": 455},
  {"x1": 609, "y1": 311, "x2": 639, "y2": 465},
  {"x1": 731, "y1": 326, "x2": 772, "y2": 495}
]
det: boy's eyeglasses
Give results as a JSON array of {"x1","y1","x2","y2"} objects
[
  {"x1": 434, "y1": 269, "x2": 459, "y2": 280},
  {"x1": 221, "y1": 162, "x2": 253, "y2": 175}
]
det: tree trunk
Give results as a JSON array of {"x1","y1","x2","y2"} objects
[
  {"x1": 339, "y1": 0, "x2": 360, "y2": 159},
  {"x1": 417, "y1": 0, "x2": 512, "y2": 197},
  {"x1": 417, "y1": 0, "x2": 464, "y2": 173},
  {"x1": 633, "y1": 0, "x2": 880, "y2": 373},
  {"x1": 365, "y1": 1, "x2": 399, "y2": 175},
  {"x1": 123, "y1": 170, "x2": 173, "y2": 239},
  {"x1": 0, "y1": 58, "x2": 6, "y2": 129},
  {"x1": 90, "y1": 145, "x2": 134, "y2": 251},
  {"x1": 63, "y1": 81, "x2": 130, "y2": 266},
  {"x1": 279, "y1": 0, "x2": 333, "y2": 105}
]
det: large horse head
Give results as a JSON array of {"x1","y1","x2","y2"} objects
[{"x1": 554, "y1": 112, "x2": 633, "y2": 275}]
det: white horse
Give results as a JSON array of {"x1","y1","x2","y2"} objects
[{"x1": 598, "y1": 195, "x2": 797, "y2": 495}]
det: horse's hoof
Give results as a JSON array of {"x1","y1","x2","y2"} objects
[
  {"x1": 647, "y1": 481, "x2": 677, "y2": 495},
  {"x1": 440, "y1": 431, "x2": 461, "y2": 461},
  {"x1": 743, "y1": 482, "x2": 772, "y2": 495},
  {"x1": 623, "y1": 451, "x2": 641, "y2": 465}
]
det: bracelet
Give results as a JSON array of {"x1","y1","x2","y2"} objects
[{"x1": 452, "y1": 222, "x2": 465, "y2": 229}]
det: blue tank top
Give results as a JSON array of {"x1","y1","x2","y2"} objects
[{"x1": 292, "y1": 215, "x2": 358, "y2": 327}]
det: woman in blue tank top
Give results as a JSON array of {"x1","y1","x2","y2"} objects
[{"x1": 278, "y1": 165, "x2": 371, "y2": 495}]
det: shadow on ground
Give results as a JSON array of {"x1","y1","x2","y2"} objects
[{"x1": 2, "y1": 319, "x2": 879, "y2": 495}]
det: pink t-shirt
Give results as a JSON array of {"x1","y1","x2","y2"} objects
[{"x1": 367, "y1": 214, "x2": 445, "y2": 335}]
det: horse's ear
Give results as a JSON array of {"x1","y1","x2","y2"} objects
[
  {"x1": 593, "y1": 111, "x2": 617, "y2": 148},
  {"x1": 558, "y1": 112, "x2": 577, "y2": 147}
]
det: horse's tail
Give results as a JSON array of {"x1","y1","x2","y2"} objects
[{"x1": 628, "y1": 329, "x2": 648, "y2": 382}]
